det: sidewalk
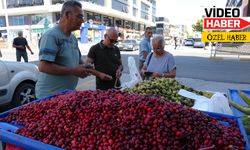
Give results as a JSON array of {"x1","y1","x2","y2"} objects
[
  {"x1": 0, "y1": 42, "x2": 93, "y2": 62},
  {"x1": 76, "y1": 74, "x2": 250, "y2": 94}
]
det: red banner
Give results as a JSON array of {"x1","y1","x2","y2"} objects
[{"x1": 203, "y1": 18, "x2": 250, "y2": 30}]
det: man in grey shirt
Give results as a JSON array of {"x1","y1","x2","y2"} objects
[{"x1": 36, "y1": 1, "x2": 111, "y2": 98}]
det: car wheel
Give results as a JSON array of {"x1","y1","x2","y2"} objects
[{"x1": 11, "y1": 82, "x2": 36, "y2": 107}]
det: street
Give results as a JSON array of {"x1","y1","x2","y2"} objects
[
  {"x1": 73, "y1": 45, "x2": 250, "y2": 91},
  {"x1": 1, "y1": 44, "x2": 250, "y2": 90},
  {"x1": 119, "y1": 48, "x2": 250, "y2": 84}
]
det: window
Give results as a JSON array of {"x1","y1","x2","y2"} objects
[
  {"x1": 156, "y1": 17, "x2": 164, "y2": 21},
  {"x1": 7, "y1": 0, "x2": 18, "y2": 8},
  {"x1": 141, "y1": 12, "x2": 149, "y2": 20},
  {"x1": 7, "y1": 0, "x2": 44, "y2": 7},
  {"x1": 133, "y1": 22, "x2": 139, "y2": 30},
  {"x1": 141, "y1": 2, "x2": 149, "y2": 12},
  {"x1": 152, "y1": 16, "x2": 155, "y2": 22},
  {"x1": 115, "y1": 19, "x2": 123, "y2": 27},
  {"x1": 31, "y1": 14, "x2": 46, "y2": 24},
  {"x1": 52, "y1": 0, "x2": 64, "y2": 5},
  {"x1": 156, "y1": 23, "x2": 164, "y2": 28},
  {"x1": 112, "y1": 0, "x2": 129, "y2": 13},
  {"x1": 103, "y1": 16, "x2": 114, "y2": 26},
  {"x1": 133, "y1": 8, "x2": 137, "y2": 17},
  {"x1": 9, "y1": 16, "x2": 27, "y2": 26},
  {"x1": 133, "y1": 0, "x2": 137, "y2": 5},
  {"x1": 124, "y1": 20, "x2": 132, "y2": 29},
  {"x1": 86, "y1": 11, "x2": 102, "y2": 24},
  {"x1": 0, "y1": 17, "x2": 6, "y2": 27},
  {"x1": 33, "y1": 0, "x2": 44, "y2": 5},
  {"x1": 152, "y1": 7, "x2": 156, "y2": 16},
  {"x1": 77, "y1": 0, "x2": 104, "y2": 6}
]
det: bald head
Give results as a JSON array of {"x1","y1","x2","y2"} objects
[
  {"x1": 106, "y1": 28, "x2": 118, "y2": 37},
  {"x1": 18, "y1": 31, "x2": 23, "y2": 37},
  {"x1": 104, "y1": 28, "x2": 119, "y2": 47}
]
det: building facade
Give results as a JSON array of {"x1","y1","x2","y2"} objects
[
  {"x1": 226, "y1": 0, "x2": 250, "y2": 31},
  {"x1": 0, "y1": 0, "x2": 156, "y2": 47},
  {"x1": 154, "y1": 17, "x2": 170, "y2": 38}
]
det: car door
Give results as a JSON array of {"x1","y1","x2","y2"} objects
[{"x1": 0, "y1": 61, "x2": 11, "y2": 103}]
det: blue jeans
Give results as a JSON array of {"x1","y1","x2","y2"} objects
[{"x1": 16, "y1": 50, "x2": 28, "y2": 62}]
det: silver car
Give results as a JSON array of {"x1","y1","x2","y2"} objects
[
  {"x1": 117, "y1": 40, "x2": 139, "y2": 51},
  {"x1": 0, "y1": 60, "x2": 39, "y2": 107},
  {"x1": 193, "y1": 38, "x2": 204, "y2": 48}
]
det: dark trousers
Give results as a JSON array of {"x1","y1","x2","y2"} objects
[
  {"x1": 139, "y1": 60, "x2": 145, "y2": 79},
  {"x1": 139, "y1": 60, "x2": 145, "y2": 71},
  {"x1": 16, "y1": 51, "x2": 28, "y2": 62}
]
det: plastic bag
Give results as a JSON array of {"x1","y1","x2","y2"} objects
[
  {"x1": 178, "y1": 89, "x2": 211, "y2": 111},
  {"x1": 121, "y1": 56, "x2": 142, "y2": 90},
  {"x1": 178, "y1": 89, "x2": 233, "y2": 115},
  {"x1": 208, "y1": 92, "x2": 233, "y2": 115}
]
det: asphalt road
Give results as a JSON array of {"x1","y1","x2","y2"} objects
[
  {"x1": 114, "y1": 52, "x2": 250, "y2": 84},
  {"x1": 32, "y1": 47, "x2": 250, "y2": 84}
]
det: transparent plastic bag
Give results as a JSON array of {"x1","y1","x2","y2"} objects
[
  {"x1": 121, "y1": 56, "x2": 142, "y2": 90},
  {"x1": 208, "y1": 92, "x2": 233, "y2": 115},
  {"x1": 178, "y1": 89, "x2": 233, "y2": 115}
]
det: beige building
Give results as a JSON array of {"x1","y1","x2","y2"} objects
[{"x1": 0, "y1": 0, "x2": 156, "y2": 48}]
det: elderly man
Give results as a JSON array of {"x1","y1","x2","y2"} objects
[
  {"x1": 36, "y1": 0, "x2": 111, "y2": 98},
  {"x1": 85, "y1": 28, "x2": 123, "y2": 90}
]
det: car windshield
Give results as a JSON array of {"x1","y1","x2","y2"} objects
[
  {"x1": 194, "y1": 38, "x2": 202, "y2": 42},
  {"x1": 123, "y1": 40, "x2": 136, "y2": 44}
]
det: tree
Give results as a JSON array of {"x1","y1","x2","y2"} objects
[{"x1": 192, "y1": 19, "x2": 203, "y2": 32}]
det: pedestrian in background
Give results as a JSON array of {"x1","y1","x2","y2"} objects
[
  {"x1": 139, "y1": 27, "x2": 153, "y2": 72},
  {"x1": 141, "y1": 35, "x2": 176, "y2": 79},
  {"x1": 174, "y1": 37, "x2": 178, "y2": 49},
  {"x1": 12, "y1": 31, "x2": 34, "y2": 62},
  {"x1": 35, "y1": 0, "x2": 111, "y2": 98},
  {"x1": 85, "y1": 27, "x2": 123, "y2": 90}
]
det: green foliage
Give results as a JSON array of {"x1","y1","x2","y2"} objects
[{"x1": 192, "y1": 19, "x2": 203, "y2": 32}]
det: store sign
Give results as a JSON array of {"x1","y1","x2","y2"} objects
[{"x1": 202, "y1": 6, "x2": 250, "y2": 42}]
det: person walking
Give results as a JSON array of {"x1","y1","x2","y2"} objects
[
  {"x1": 35, "y1": 0, "x2": 111, "y2": 98},
  {"x1": 12, "y1": 31, "x2": 34, "y2": 62},
  {"x1": 139, "y1": 27, "x2": 153, "y2": 71},
  {"x1": 85, "y1": 27, "x2": 123, "y2": 90},
  {"x1": 174, "y1": 37, "x2": 178, "y2": 49}
]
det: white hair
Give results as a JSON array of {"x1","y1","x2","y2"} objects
[{"x1": 152, "y1": 36, "x2": 165, "y2": 48}]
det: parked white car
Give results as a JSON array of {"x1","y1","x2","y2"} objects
[
  {"x1": 0, "y1": 60, "x2": 39, "y2": 107},
  {"x1": 193, "y1": 38, "x2": 204, "y2": 48}
]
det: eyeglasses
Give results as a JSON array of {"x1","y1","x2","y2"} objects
[
  {"x1": 153, "y1": 48, "x2": 162, "y2": 51},
  {"x1": 106, "y1": 35, "x2": 118, "y2": 44}
]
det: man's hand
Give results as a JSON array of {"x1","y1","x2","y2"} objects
[
  {"x1": 30, "y1": 51, "x2": 34, "y2": 55},
  {"x1": 18, "y1": 45, "x2": 25, "y2": 49},
  {"x1": 99, "y1": 72, "x2": 113, "y2": 81},
  {"x1": 73, "y1": 66, "x2": 91, "y2": 78},
  {"x1": 115, "y1": 68, "x2": 122, "y2": 79}
]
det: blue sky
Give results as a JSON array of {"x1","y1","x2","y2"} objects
[{"x1": 156, "y1": 0, "x2": 227, "y2": 26}]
